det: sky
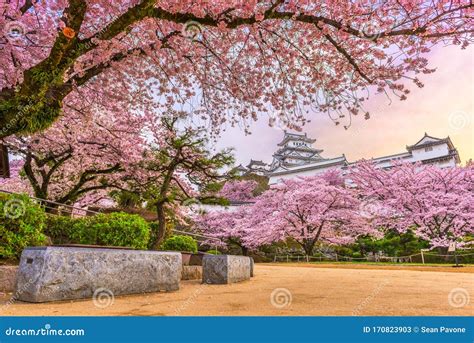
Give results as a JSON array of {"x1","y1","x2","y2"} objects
[{"x1": 215, "y1": 45, "x2": 473, "y2": 166}]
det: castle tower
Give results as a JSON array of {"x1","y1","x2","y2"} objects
[{"x1": 270, "y1": 131, "x2": 324, "y2": 169}]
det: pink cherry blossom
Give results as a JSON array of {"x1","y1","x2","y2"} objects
[
  {"x1": 218, "y1": 180, "x2": 258, "y2": 202},
  {"x1": 1, "y1": 1, "x2": 472, "y2": 137},
  {"x1": 198, "y1": 171, "x2": 372, "y2": 255},
  {"x1": 351, "y1": 161, "x2": 474, "y2": 248},
  {"x1": 0, "y1": 103, "x2": 148, "y2": 209}
]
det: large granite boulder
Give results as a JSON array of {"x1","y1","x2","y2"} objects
[
  {"x1": 15, "y1": 246, "x2": 182, "y2": 302},
  {"x1": 202, "y1": 255, "x2": 251, "y2": 284}
]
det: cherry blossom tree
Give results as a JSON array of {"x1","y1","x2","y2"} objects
[
  {"x1": 243, "y1": 174, "x2": 370, "y2": 255},
  {"x1": 0, "y1": 159, "x2": 30, "y2": 194},
  {"x1": 1, "y1": 1, "x2": 472, "y2": 137},
  {"x1": 195, "y1": 206, "x2": 252, "y2": 255},
  {"x1": 218, "y1": 179, "x2": 258, "y2": 202},
  {"x1": 197, "y1": 171, "x2": 370, "y2": 256},
  {"x1": 123, "y1": 114, "x2": 234, "y2": 248},
  {"x1": 195, "y1": 178, "x2": 259, "y2": 254},
  {"x1": 0, "y1": 103, "x2": 147, "y2": 211},
  {"x1": 351, "y1": 161, "x2": 474, "y2": 248}
]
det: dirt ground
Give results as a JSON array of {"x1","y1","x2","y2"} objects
[
  {"x1": 266, "y1": 262, "x2": 474, "y2": 273},
  {"x1": 1, "y1": 264, "x2": 472, "y2": 316}
]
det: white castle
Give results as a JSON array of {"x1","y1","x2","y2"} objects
[{"x1": 235, "y1": 132, "x2": 461, "y2": 184}]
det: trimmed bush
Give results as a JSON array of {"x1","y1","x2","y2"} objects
[
  {"x1": 44, "y1": 215, "x2": 75, "y2": 244},
  {"x1": 162, "y1": 235, "x2": 198, "y2": 253},
  {"x1": 86, "y1": 213, "x2": 150, "y2": 249},
  {"x1": 206, "y1": 249, "x2": 221, "y2": 255},
  {"x1": 147, "y1": 221, "x2": 173, "y2": 249},
  {"x1": 45, "y1": 212, "x2": 150, "y2": 250},
  {"x1": 0, "y1": 193, "x2": 46, "y2": 259}
]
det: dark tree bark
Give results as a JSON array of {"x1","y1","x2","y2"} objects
[{"x1": 153, "y1": 201, "x2": 168, "y2": 250}]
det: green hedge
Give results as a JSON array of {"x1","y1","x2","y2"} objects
[
  {"x1": 44, "y1": 215, "x2": 74, "y2": 245},
  {"x1": 45, "y1": 212, "x2": 150, "y2": 249},
  {"x1": 162, "y1": 235, "x2": 198, "y2": 253},
  {"x1": 0, "y1": 193, "x2": 46, "y2": 259},
  {"x1": 147, "y1": 221, "x2": 174, "y2": 250},
  {"x1": 206, "y1": 249, "x2": 221, "y2": 255}
]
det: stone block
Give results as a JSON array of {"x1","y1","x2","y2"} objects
[
  {"x1": 181, "y1": 265, "x2": 202, "y2": 280},
  {"x1": 181, "y1": 252, "x2": 192, "y2": 266},
  {"x1": 0, "y1": 266, "x2": 18, "y2": 292},
  {"x1": 15, "y1": 246, "x2": 182, "y2": 302},
  {"x1": 189, "y1": 252, "x2": 207, "y2": 266},
  {"x1": 202, "y1": 255, "x2": 250, "y2": 284}
]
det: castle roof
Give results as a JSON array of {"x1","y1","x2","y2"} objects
[
  {"x1": 246, "y1": 159, "x2": 267, "y2": 168},
  {"x1": 348, "y1": 133, "x2": 461, "y2": 165},
  {"x1": 277, "y1": 131, "x2": 316, "y2": 146},
  {"x1": 269, "y1": 155, "x2": 348, "y2": 176},
  {"x1": 406, "y1": 132, "x2": 456, "y2": 152},
  {"x1": 232, "y1": 164, "x2": 248, "y2": 172},
  {"x1": 274, "y1": 146, "x2": 323, "y2": 155}
]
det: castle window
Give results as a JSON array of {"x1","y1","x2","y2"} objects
[{"x1": 425, "y1": 146, "x2": 433, "y2": 152}]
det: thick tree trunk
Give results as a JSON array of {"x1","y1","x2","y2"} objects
[
  {"x1": 241, "y1": 245, "x2": 249, "y2": 256},
  {"x1": 152, "y1": 202, "x2": 167, "y2": 250},
  {"x1": 0, "y1": 88, "x2": 67, "y2": 138},
  {"x1": 302, "y1": 239, "x2": 315, "y2": 257},
  {"x1": 303, "y1": 246, "x2": 313, "y2": 257}
]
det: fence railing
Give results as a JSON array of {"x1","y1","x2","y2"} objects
[
  {"x1": 0, "y1": 189, "x2": 221, "y2": 244},
  {"x1": 273, "y1": 251, "x2": 474, "y2": 264},
  {"x1": 0, "y1": 189, "x2": 102, "y2": 216},
  {"x1": 1, "y1": 189, "x2": 471, "y2": 259}
]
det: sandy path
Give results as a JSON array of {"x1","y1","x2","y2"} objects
[
  {"x1": 265, "y1": 262, "x2": 474, "y2": 273},
  {"x1": 1, "y1": 264, "x2": 472, "y2": 316}
]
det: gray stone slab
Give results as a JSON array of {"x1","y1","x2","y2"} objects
[
  {"x1": 15, "y1": 246, "x2": 182, "y2": 302},
  {"x1": 202, "y1": 255, "x2": 250, "y2": 284},
  {"x1": 0, "y1": 265, "x2": 18, "y2": 292}
]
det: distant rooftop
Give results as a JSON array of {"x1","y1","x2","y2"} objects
[{"x1": 277, "y1": 131, "x2": 316, "y2": 146}]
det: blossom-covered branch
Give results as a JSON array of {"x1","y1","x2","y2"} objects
[{"x1": 1, "y1": 1, "x2": 472, "y2": 136}]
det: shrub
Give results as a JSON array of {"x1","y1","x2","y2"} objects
[
  {"x1": 75, "y1": 213, "x2": 150, "y2": 249},
  {"x1": 45, "y1": 212, "x2": 150, "y2": 249},
  {"x1": 147, "y1": 221, "x2": 173, "y2": 249},
  {"x1": 44, "y1": 215, "x2": 75, "y2": 244},
  {"x1": 352, "y1": 252, "x2": 362, "y2": 258},
  {"x1": 162, "y1": 235, "x2": 198, "y2": 253},
  {"x1": 206, "y1": 249, "x2": 221, "y2": 255},
  {"x1": 0, "y1": 193, "x2": 46, "y2": 259}
]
